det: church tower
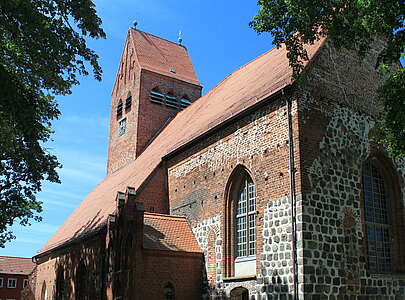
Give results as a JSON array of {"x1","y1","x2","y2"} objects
[{"x1": 107, "y1": 28, "x2": 202, "y2": 174}]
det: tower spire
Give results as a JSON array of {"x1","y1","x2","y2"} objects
[{"x1": 132, "y1": 20, "x2": 138, "y2": 29}]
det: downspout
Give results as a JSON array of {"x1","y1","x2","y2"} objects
[{"x1": 286, "y1": 92, "x2": 299, "y2": 300}]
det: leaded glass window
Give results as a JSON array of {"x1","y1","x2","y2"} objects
[
  {"x1": 118, "y1": 118, "x2": 126, "y2": 136},
  {"x1": 236, "y1": 176, "x2": 256, "y2": 258},
  {"x1": 362, "y1": 161, "x2": 392, "y2": 273}
]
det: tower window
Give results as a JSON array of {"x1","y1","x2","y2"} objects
[
  {"x1": 149, "y1": 88, "x2": 192, "y2": 110},
  {"x1": 116, "y1": 100, "x2": 123, "y2": 117},
  {"x1": 118, "y1": 118, "x2": 126, "y2": 136},
  {"x1": 150, "y1": 89, "x2": 165, "y2": 104},
  {"x1": 180, "y1": 95, "x2": 192, "y2": 109},
  {"x1": 165, "y1": 92, "x2": 178, "y2": 109},
  {"x1": 125, "y1": 96, "x2": 132, "y2": 111}
]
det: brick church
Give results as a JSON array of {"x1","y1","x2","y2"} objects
[{"x1": 32, "y1": 28, "x2": 405, "y2": 300}]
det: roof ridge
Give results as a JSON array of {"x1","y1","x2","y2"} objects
[
  {"x1": 144, "y1": 212, "x2": 187, "y2": 221},
  {"x1": 0, "y1": 256, "x2": 32, "y2": 259},
  {"x1": 171, "y1": 45, "x2": 280, "y2": 119},
  {"x1": 129, "y1": 28, "x2": 187, "y2": 50}
]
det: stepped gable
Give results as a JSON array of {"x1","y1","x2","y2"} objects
[
  {"x1": 0, "y1": 256, "x2": 35, "y2": 275},
  {"x1": 130, "y1": 29, "x2": 200, "y2": 85},
  {"x1": 37, "y1": 37, "x2": 325, "y2": 256},
  {"x1": 143, "y1": 213, "x2": 202, "y2": 252}
]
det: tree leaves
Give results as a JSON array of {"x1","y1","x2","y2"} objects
[
  {"x1": 251, "y1": 0, "x2": 404, "y2": 158},
  {"x1": 0, "y1": 0, "x2": 105, "y2": 246}
]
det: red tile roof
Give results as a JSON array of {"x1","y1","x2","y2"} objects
[
  {"x1": 143, "y1": 213, "x2": 202, "y2": 253},
  {"x1": 0, "y1": 256, "x2": 35, "y2": 275},
  {"x1": 36, "y1": 35, "x2": 325, "y2": 256},
  {"x1": 130, "y1": 29, "x2": 200, "y2": 86}
]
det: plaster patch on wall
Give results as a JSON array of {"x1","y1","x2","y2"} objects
[{"x1": 170, "y1": 103, "x2": 293, "y2": 178}]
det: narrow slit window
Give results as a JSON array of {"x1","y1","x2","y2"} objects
[
  {"x1": 125, "y1": 96, "x2": 132, "y2": 110},
  {"x1": 116, "y1": 100, "x2": 123, "y2": 117}
]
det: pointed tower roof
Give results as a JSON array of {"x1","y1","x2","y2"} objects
[{"x1": 129, "y1": 29, "x2": 200, "y2": 86}]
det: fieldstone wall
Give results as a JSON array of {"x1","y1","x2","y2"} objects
[
  {"x1": 297, "y1": 39, "x2": 405, "y2": 299},
  {"x1": 257, "y1": 196, "x2": 296, "y2": 299},
  {"x1": 301, "y1": 95, "x2": 405, "y2": 299}
]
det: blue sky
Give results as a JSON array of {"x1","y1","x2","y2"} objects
[{"x1": 0, "y1": 1, "x2": 274, "y2": 257}]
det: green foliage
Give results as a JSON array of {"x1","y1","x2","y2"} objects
[
  {"x1": 375, "y1": 68, "x2": 405, "y2": 158},
  {"x1": 0, "y1": 0, "x2": 105, "y2": 246},
  {"x1": 250, "y1": 0, "x2": 405, "y2": 157}
]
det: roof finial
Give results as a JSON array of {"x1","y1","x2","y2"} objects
[
  {"x1": 132, "y1": 20, "x2": 138, "y2": 29},
  {"x1": 178, "y1": 30, "x2": 183, "y2": 45}
]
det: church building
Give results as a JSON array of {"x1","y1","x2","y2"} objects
[{"x1": 32, "y1": 28, "x2": 405, "y2": 300}]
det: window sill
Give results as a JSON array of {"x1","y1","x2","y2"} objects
[
  {"x1": 223, "y1": 275, "x2": 256, "y2": 282},
  {"x1": 235, "y1": 256, "x2": 256, "y2": 263}
]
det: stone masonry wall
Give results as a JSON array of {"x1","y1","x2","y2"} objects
[
  {"x1": 168, "y1": 97, "x2": 303, "y2": 299},
  {"x1": 297, "y1": 40, "x2": 405, "y2": 299}
]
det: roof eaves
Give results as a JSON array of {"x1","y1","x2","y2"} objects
[
  {"x1": 140, "y1": 67, "x2": 201, "y2": 87},
  {"x1": 34, "y1": 222, "x2": 107, "y2": 259}
]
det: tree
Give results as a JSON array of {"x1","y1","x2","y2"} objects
[
  {"x1": 0, "y1": 0, "x2": 106, "y2": 246},
  {"x1": 250, "y1": 0, "x2": 404, "y2": 158}
]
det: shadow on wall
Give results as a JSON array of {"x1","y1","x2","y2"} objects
[{"x1": 47, "y1": 235, "x2": 107, "y2": 300}]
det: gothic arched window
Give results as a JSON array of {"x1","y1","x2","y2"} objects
[
  {"x1": 362, "y1": 159, "x2": 394, "y2": 273},
  {"x1": 235, "y1": 175, "x2": 256, "y2": 258},
  {"x1": 361, "y1": 156, "x2": 405, "y2": 274},
  {"x1": 125, "y1": 93, "x2": 132, "y2": 111},
  {"x1": 224, "y1": 166, "x2": 257, "y2": 277},
  {"x1": 55, "y1": 267, "x2": 66, "y2": 300},
  {"x1": 116, "y1": 99, "x2": 123, "y2": 118},
  {"x1": 40, "y1": 281, "x2": 47, "y2": 300},
  {"x1": 76, "y1": 261, "x2": 88, "y2": 300},
  {"x1": 163, "y1": 282, "x2": 175, "y2": 300}
]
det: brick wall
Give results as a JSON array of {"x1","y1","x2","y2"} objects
[
  {"x1": 34, "y1": 232, "x2": 107, "y2": 300},
  {"x1": 135, "y1": 250, "x2": 203, "y2": 300},
  {"x1": 107, "y1": 37, "x2": 141, "y2": 174},
  {"x1": 136, "y1": 70, "x2": 202, "y2": 158},
  {"x1": 0, "y1": 273, "x2": 28, "y2": 300},
  {"x1": 107, "y1": 36, "x2": 201, "y2": 174}
]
